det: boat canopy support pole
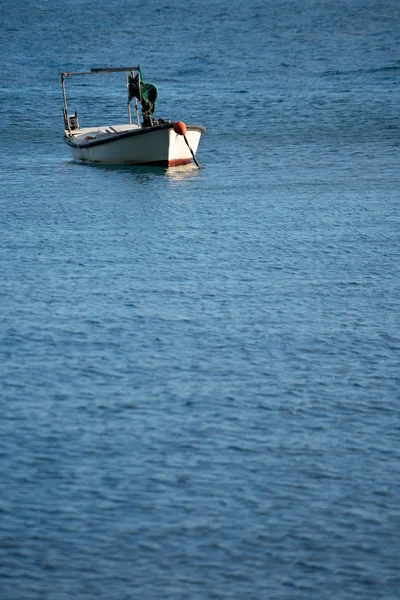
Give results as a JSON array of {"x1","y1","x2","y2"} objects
[
  {"x1": 127, "y1": 73, "x2": 132, "y2": 124},
  {"x1": 126, "y1": 70, "x2": 141, "y2": 127},
  {"x1": 61, "y1": 73, "x2": 71, "y2": 134},
  {"x1": 135, "y1": 98, "x2": 140, "y2": 127}
]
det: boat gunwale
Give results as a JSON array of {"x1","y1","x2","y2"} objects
[{"x1": 64, "y1": 123, "x2": 206, "y2": 149}]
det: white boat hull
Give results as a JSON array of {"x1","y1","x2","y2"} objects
[{"x1": 65, "y1": 123, "x2": 205, "y2": 166}]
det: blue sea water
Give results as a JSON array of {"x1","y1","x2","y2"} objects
[{"x1": 1, "y1": 0, "x2": 400, "y2": 598}]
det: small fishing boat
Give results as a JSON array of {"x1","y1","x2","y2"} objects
[{"x1": 61, "y1": 66, "x2": 205, "y2": 167}]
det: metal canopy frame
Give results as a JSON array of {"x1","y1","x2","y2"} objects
[
  {"x1": 62, "y1": 66, "x2": 139, "y2": 77},
  {"x1": 61, "y1": 66, "x2": 141, "y2": 133}
]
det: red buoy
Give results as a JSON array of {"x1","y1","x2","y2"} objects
[{"x1": 173, "y1": 121, "x2": 187, "y2": 136}]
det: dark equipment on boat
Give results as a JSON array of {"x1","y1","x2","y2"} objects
[
  {"x1": 63, "y1": 110, "x2": 79, "y2": 131},
  {"x1": 128, "y1": 67, "x2": 158, "y2": 127}
]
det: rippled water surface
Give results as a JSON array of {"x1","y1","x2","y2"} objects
[{"x1": 1, "y1": 0, "x2": 399, "y2": 598}]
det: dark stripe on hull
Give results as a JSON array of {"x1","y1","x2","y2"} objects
[
  {"x1": 74, "y1": 157, "x2": 193, "y2": 167},
  {"x1": 65, "y1": 123, "x2": 206, "y2": 150}
]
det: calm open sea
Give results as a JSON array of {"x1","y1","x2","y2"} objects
[{"x1": 1, "y1": 0, "x2": 399, "y2": 598}]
